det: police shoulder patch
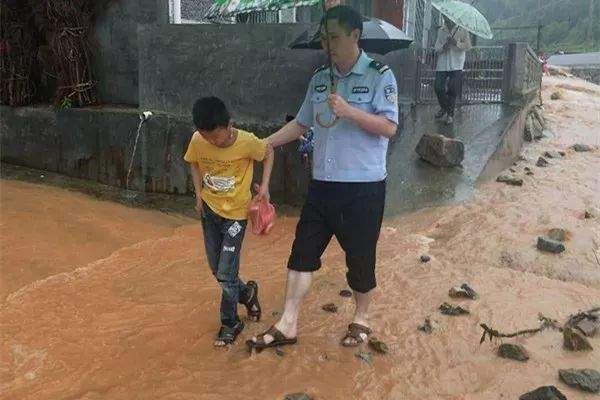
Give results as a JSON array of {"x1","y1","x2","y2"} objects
[{"x1": 369, "y1": 60, "x2": 390, "y2": 74}]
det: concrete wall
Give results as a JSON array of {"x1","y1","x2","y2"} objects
[
  {"x1": 570, "y1": 67, "x2": 600, "y2": 85},
  {"x1": 138, "y1": 23, "x2": 325, "y2": 123}
]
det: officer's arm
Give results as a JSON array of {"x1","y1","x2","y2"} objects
[
  {"x1": 346, "y1": 108, "x2": 398, "y2": 138},
  {"x1": 267, "y1": 119, "x2": 307, "y2": 148}
]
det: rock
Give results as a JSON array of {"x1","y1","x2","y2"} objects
[
  {"x1": 416, "y1": 133, "x2": 465, "y2": 167},
  {"x1": 448, "y1": 283, "x2": 478, "y2": 300},
  {"x1": 439, "y1": 302, "x2": 469, "y2": 316},
  {"x1": 531, "y1": 116, "x2": 544, "y2": 139},
  {"x1": 526, "y1": 171, "x2": 535, "y2": 176},
  {"x1": 563, "y1": 326, "x2": 594, "y2": 351},
  {"x1": 322, "y1": 303, "x2": 338, "y2": 313},
  {"x1": 584, "y1": 207, "x2": 600, "y2": 219},
  {"x1": 497, "y1": 175, "x2": 523, "y2": 186},
  {"x1": 524, "y1": 115, "x2": 535, "y2": 142},
  {"x1": 420, "y1": 254, "x2": 431, "y2": 263},
  {"x1": 550, "y1": 91, "x2": 563, "y2": 100},
  {"x1": 572, "y1": 143, "x2": 592, "y2": 152},
  {"x1": 575, "y1": 318, "x2": 598, "y2": 337},
  {"x1": 498, "y1": 343, "x2": 530, "y2": 362},
  {"x1": 537, "y1": 236, "x2": 566, "y2": 254},
  {"x1": 368, "y1": 337, "x2": 389, "y2": 354},
  {"x1": 533, "y1": 107, "x2": 547, "y2": 129},
  {"x1": 524, "y1": 166, "x2": 532, "y2": 172},
  {"x1": 339, "y1": 289, "x2": 352, "y2": 298},
  {"x1": 275, "y1": 347, "x2": 285, "y2": 357},
  {"x1": 284, "y1": 393, "x2": 312, "y2": 400},
  {"x1": 559, "y1": 151, "x2": 566, "y2": 157},
  {"x1": 536, "y1": 157, "x2": 549, "y2": 167},
  {"x1": 418, "y1": 318, "x2": 435, "y2": 334},
  {"x1": 509, "y1": 168, "x2": 517, "y2": 173},
  {"x1": 558, "y1": 369, "x2": 600, "y2": 393},
  {"x1": 519, "y1": 386, "x2": 567, "y2": 400},
  {"x1": 544, "y1": 151, "x2": 563, "y2": 159},
  {"x1": 548, "y1": 228, "x2": 567, "y2": 242},
  {"x1": 272, "y1": 311, "x2": 281, "y2": 317},
  {"x1": 355, "y1": 351, "x2": 373, "y2": 365}
]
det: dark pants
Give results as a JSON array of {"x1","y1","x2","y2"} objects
[
  {"x1": 201, "y1": 204, "x2": 249, "y2": 328},
  {"x1": 287, "y1": 180, "x2": 386, "y2": 293},
  {"x1": 434, "y1": 70, "x2": 463, "y2": 116}
]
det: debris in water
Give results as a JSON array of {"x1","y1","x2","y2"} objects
[
  {"x1": 368, "y1": 337, "x2": 389, "y2": 354},
  {"x1": 439, "y1": 302, "x2": 469, "y2": 316}
]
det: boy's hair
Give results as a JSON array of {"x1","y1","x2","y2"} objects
[
  {"x1": 321, "y1": 5, "x2": 363, "y2": 37},
  {"x1": 192, "y1": 96, "x2": 230, "y2": 132}
]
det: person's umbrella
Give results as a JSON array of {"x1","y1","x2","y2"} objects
[
  {"x1": 431, "y1": 0, "x2": 493, "y2": 39},
  {"x1": 289, "y1": 17, "x2": 413, "y2": 55}
]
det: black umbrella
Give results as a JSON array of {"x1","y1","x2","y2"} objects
[{"x1": 289, "y1": 17, "x2": 413, "y2": 55}]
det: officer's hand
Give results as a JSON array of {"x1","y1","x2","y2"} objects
[{"x1": 328, "y1": 94, "x2": 352, "y2": 119}]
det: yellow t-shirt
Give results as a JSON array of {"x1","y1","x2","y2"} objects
[{"x1": 183, "y1": 129, "x2": 266, "y2": 220}]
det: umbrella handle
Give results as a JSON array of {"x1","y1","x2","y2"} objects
[{"x1": 316, "y1": 112, "x2": 339, "y2": 128}]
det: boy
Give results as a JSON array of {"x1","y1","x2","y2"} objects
[{"x1": 184, "y1": 97, "x2": 274, "y2": 347}]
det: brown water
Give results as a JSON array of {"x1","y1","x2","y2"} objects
[{"x1": 1, "y1": 76, "x2": 599, "y2": 399}]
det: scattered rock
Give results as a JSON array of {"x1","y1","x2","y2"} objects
[
  {"x1": 418, "y1": 318, "x2": 435, "y2": 334},
  {"x1": 524, "y1": 166, "x2": 532, "y2": 172},
  {"x1": 559, "y1": 151, "x2": 566, "y2": 157},
  {"x1": 439, "y1": 302, "x2": 469, "y2": 316},
  {"x1": 519, "y1": 386, "x2": 567, "y2": 400},
  {"x1": 548, "y1": 228, "x2": 567, "y2": 242},
  {"x1": 575, "y1": 317, "x2": 599, "y2": 337},
  {"x1": 542, "y1": 129, "x2": 554, "y2": 139},
  {"x1": 272, "y1": 311, "x2": 281, "y2": 317},
  {"x1": 24, "y1": 372, "x2": 36, "y2": 381},
  {"x1": 537, "y1": 236, "x2": 565, "y2": 254},
  {"x1": 275, "y1": 347, "x2": 285, "y2": 357},
  {"x1": 416, "y1": 133, "x2": 465, "y2": 167},
  {"x1": 572, "y1": 143, "x2": 592, "y2": 152},
  {"x1": 531, "y1": 117, "x2": 544, "y2": 139},
  {"x1": 420, "y1": 254, "x2": 431, "y2": 263},
  {"x1": 544, "y1": 150, "x2": 563, "y2": 159},
  {"x1": 584, "y1": 207, "x2": 600, "y2": 219},
  {"x1": 498, "y1": 343, "x2": 530, "y2": 362},
  {"x1": 536, "y1": 157, "x2": 549, "y2": 167},
  {"x1": 533, "y1": 106, "x2": 547, "y2": 129},
  {"x1": 318, "y1": 353, "x2": 328, "y2": 362},
  {"x1": 339, "y1": 289, "x2": 352, "y2": 298},
  {"x1": 322, "y1": 303, "x2": 338, "y2": 313},
  {"x1": 558, "y1": 369, "x2": 600, "y2": 393},
  {"x1": 284, "y1": 393, "x2": 312, "y2": 400},
  {"x1": 509, "y1": 168, "x2": 517, "y2": 173},
  {"x1": 355, "y1": 351, "x2": 373, "y2": 365},
  {"x1": 448, "y1": 283, "x2": 478, "y2": 300},
  {"x1": 550, "y1": 91, "x2": 563, "y2": 100},
  {"x1": 368, "y1": 337, "x2": 389, "y2": 354},
  {"x1": 563, "y1": 326, "x2": 594, "y2": 351},
  {"x1": 497, "y1": 175, "x2": 523, "y2": 186},
  {"x1": 524, "y1": 115, "x2": 535, "y2": 142},
  {"x1": 526, "y1": 171, "x2": 535, "y2": 176}
]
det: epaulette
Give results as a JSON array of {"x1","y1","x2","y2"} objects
[
  {"x1": 313, "y1": 64, "x2": 328, "y2": 74},
  {"x1": 369, "y1": 60, "x2": 390, "y2": 74}
]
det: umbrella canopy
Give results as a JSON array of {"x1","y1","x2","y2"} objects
[
  {"x1": 290, "y1": 17, "x2": 413, "y2": 55},
  {"x1": 432, "y1": 0, "x2": 493, "y2": 40},
  {"x1": 205, "y1": 0, "x2": 320, "y2": 19}
]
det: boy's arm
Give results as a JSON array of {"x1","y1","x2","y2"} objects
[
  {"x1": 256, "y1": 143, "x2": 274, "y2": 202},
  {"x1": 189, "y1": 163, "x2": 204, "y2": 214}
]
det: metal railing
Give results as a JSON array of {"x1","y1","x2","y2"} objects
[{"x1": 415, "y1": 46, "x2": 506, "y2": 104}]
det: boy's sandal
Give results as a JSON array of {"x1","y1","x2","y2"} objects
[
  {"x1": 242, "y1": 281, "x2": 262, "y2": 322},
  {"x1": 341, "y1": 323, "x2": 372, "y2": 347},
  {"x1": 214, "y1": 321, "x2": 245, "y2": 347},
  {"x1": 246, "y1": 325, "x2": 297, "y2": 351}
]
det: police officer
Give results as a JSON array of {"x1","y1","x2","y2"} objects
[{"x1": 248, "y1": 5, "x2": 398, "y2": 350}]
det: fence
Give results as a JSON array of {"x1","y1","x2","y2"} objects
[{"x1": 415, "y1": 46, "x2": 506, "y2": 104}]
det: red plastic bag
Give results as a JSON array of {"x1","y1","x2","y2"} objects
[{"x1": 248, "y1": 197, "x2": 276, "y2": 235}]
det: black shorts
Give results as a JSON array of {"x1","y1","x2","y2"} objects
[{"x1": 287, "y1": 180, "x2": 386, "y2": 293}]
